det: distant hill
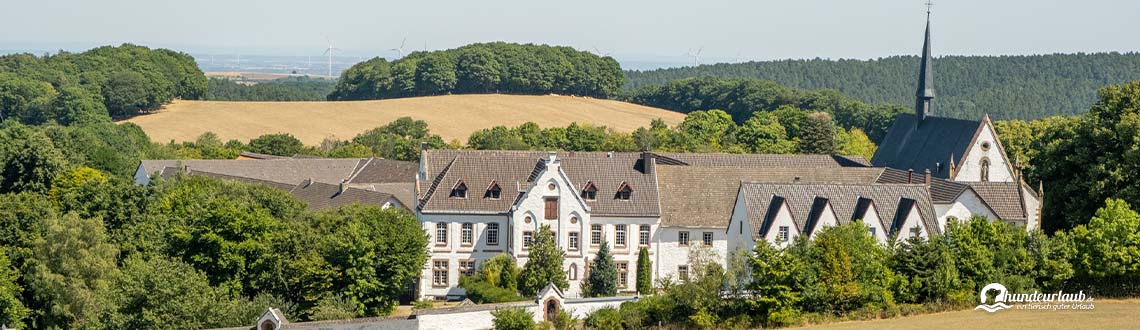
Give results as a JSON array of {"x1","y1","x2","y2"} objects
[
  {"x1": 122, "y1": 94, "x2": 686, "y2": 144},
  {"x1": 623, "y1": 53, "x2": 1140, "y2": 120}
]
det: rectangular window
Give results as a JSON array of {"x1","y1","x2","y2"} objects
[
  {"x1": 432, "y1": 260, "x2": 449, "y2": 287},
  {"x1": 460, "y1": 260, "x2": 476, "y2": 277},
  {"x1": 615, "y1": 224, "x2": 627, "y2": 247},
  {"x1": 544, "y1": 198, "x2": 558, "y2": 220},
  {"x1": 435, "y1": 223, "x2": 448, "y2": 244},
  {"x1": 487, "y1": 223, "x2": 499, "y2": 245},
  {"x1": 582, "y1": 188, "x2": 597, "y2": 200},
  {"x1": 618, "y1": 262, "x2": 629, "y2": 288},
  {"x1": 569, "y1": 232, "x2": 580, "y2": 251},
  {"x1": 868, "y1": 227, "x2": 877, "y2": 237},
  {"x1": 523, "y1": 231, "x2": 534, "y2": 248},
  {"x1": 461, "y1": 223, "x2": 473, "y2": 245},
  {"x1": 678, "y1": 265, "x2": 689, "y2": 281},
  {"x1": 702, "y1": 232, "x2": 713, "y2": 246},
  {"x1": 590, "y1": 224, "x2": 602, "y2": 246},
  {"x1": 778, "y1": 226, "x2": 789, "y2": 242},
  {"x1": 639, "y1": 225, "x2": 651, "y2": 245},
  {"x1": 679, "y1": 231, "x2": 690, "y2": 246}
]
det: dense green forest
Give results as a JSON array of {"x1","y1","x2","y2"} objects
[
  {"x1": 327, "y1": 42, "x2": 623, "y2": 101},
  {"x1": 205, "y1": 76, "x2": 336, "y2": 101},
  {"x1": 625, "y1": 77, "x2": 908, "y2": 142},
  {"x1": 624, "y1": 53, "x2": 1140, "y2": 120},
  {"x1": 0, "y1": 44, "x2": 205, "y2": 124}
]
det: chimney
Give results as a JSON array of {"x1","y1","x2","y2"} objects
[
  {"x1": 924, "y1": 169, "x2": 932, "y2": 186},
  {"x1": 420, "y1": 141, "x2": 429, "y2": 151},
  {"x1": 339, "y1": 179, "x2": 348, "y2": 194},
  {"x1": 793, "y1": 176, "x2": 801, "y2": 184},
  {"x1": 907, "y1": 169, "x2": 914, "y2": 184},
  {"x1": 641, "y1": 152, "x2": 655, "y2": 174}
]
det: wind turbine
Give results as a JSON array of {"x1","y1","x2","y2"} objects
[
  {"x1": 684, "y1": 47, "x2": 703, "y2": 66},
  {"x1": 323, "y1": 38, "x2": 341, "y2": 78},
  {"x1": 389, "y1": 38, "x2": 407, "y2": 59},
  {"x1": 592, "y1": 47, "x2": 611, "y2": 57}
]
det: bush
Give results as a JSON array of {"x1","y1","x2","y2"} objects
[
  {"x1": 583, "y1": 307, "x2": 622, "y2": 330},
  {"x1": 491, "y1": 307, "x2": 534, "y2": 330}
]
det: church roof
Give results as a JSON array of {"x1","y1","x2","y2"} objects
[{"x1": 871, "y1": 114, "x2": 982, "y2": 179}]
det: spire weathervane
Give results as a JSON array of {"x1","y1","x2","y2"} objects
[{"x1": 926, "y1": 0, "x2": 933, "y2": 15}]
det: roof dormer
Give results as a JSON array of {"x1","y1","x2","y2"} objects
[
  {"x1": 581, "y1": 181, "x2": 598, "y2": 201},
  {"x1": 485, "y1": 180, "x2": 502, "y2": 199},
  {"x1": 615, "y1": 182, "x2": 633, "y2": 200},
  {"x1": 450, "y1": 180, "x2": 468, "y2": 199}
]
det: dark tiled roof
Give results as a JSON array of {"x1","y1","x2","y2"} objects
[
  {"x1": 967, "y1": 182, "x2": 1027, "y2": 220},
  {"x1": 237, "y1": 151, "x2": 290, "y2": 160},
  {"x1": 347, "y1": 158, "x2": 418, "y2": 183},
  {"x1": 419, "y1": 150, "x2": 659, "y2": 216},
  {"x1": 875, "y1": 167, "x2": 969, "y2": 203},
  {"x1": 654, "y1": 153, "x2": 871, "y2": 167},
  {"x1": 872, "y1": 114, "x2": 982, "y2": 178},
  {"x1": 655, "y1": 166, "x2": 887, "y2": 228},
  {"x1": 140, "y1": 158, "x2": 368, "y2": 185},
  {"x1": 188, "y1": 171, "x2": 401, "y2": 211},
  {"x1": 740, "y1": 183, "x2": 940, "y2": 240}
]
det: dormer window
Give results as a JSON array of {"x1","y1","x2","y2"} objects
[
  {"x1": 615, "y1": 182, "x2": 632, "y2": 200},
  {"x1": 581, "y1": 181, "x2": 598, "y2": 200},
  {"x1": 450, "y1": 180, "x2": 468, "y2": 199},
  {"x1": 485, "y1": 181, "x2": 502, "y2": 199}
]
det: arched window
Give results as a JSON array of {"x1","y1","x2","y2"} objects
[
  {"x1": 980, "y1": 158, "x2": 990, "y2": 182},
  {"x1": 568, "y1": 263, "x2": 578, "y2": 280}
]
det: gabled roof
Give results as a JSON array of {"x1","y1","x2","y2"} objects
[
  {"x1": 654, "y1": 153, "x2": 870, "y2": 168},
  {"x1": 346, "y1": 158, "x2": 418, "y2": 184},
  {"x1": 741, "y1": 182, "x2": 940, "y2": 240},
  {"x1": 655, "y1": 166, "x2": 886, "y2": 228},
  {"x1": 802, "y1": 197, "x2": 832, "y2": 236},
  {"x1": 140, "y1": 158, "x2": 368, "y2": 185},
  {"x1": 966, "y1": 182, "x2": 1028, "y2": 220},
  {"x1": 871, "y1": 114, "x2": 982, "y2": 178},
  {"x1": 418, "y1": 150, "x2": 659, "y2": 216},
  {"x1": 187, "y1": 171, "x2": 403, "y2": 211},
  {"x1": 875, "y1": 167, "x2": 969, "y2": 203},
  {"x1": 889, "y1": 198, "x2": 921, "y2": 235}
]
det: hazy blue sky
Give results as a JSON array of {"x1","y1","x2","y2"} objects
[{"x1": 2, "y1": 0, "x2": 1138, "y2": 64}]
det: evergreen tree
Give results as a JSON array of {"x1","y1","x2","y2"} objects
[
  {"x1": 636, "y1": 247, "x2": 652, "y2": 294},
  {"x1": 518, "y1": 225, "x2": 567, "y2": 296},
  {"x1": 586, "y1": 241, "x2": 618, "y2": 297},
  {"x1": 799, "y1": 112, "x2": 837, "y2": 154}
]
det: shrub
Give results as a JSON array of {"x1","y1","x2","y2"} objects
[
  {"x1": 491, "y1": 307, "x2": 534, "y2": 330},
  {"x1": 583, "y1": 307, "x2": 622, "y2": 330}
]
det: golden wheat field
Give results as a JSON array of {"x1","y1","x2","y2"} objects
[
  {"x1": 122, "y1": 94, "x2": 687, "y2": 145},
  {"x1": 786, "y1": 299, "x2": 1140, "y2": 330}
]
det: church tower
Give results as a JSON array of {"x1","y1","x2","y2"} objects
[{"x1": 915, "y1": 7, "x2": 935, "y2": 122}]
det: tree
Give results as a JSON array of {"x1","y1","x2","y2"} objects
[
  {"x1": 799, "y1": 112, "x2": 836, "y2": 154},
  {"x1": 459, "y1": 254, "x2": 524, "y2": 303},
  {"x1": 519, "y1": 225, "x2": 567, "y2": 296},
  {"x1": 110, "y1": 256, "x2": 239, "y2": 329},
  {"x1": 103, "y1": 71, "x2": 150, "y2": 118},
  {"x1": 0, "y1": 248, "x2": 28, "y2": 329},
  {"x1": 583, "y1": 306, "x2": 622, "y2": 330},
  {"x1": 25, "y1": 212, "x2": 119, "y2": 329},
  {"x1": 736, "y1": 111, "x2": 796, "y2": 153},
  {"x1": 748, "y1": 241, "x2": 801, "y2": 327},
  {"x1": 0, "y1": 123, "x2": 68, "y2": 194},
  {"x1": 456, "y1": 47, "x2": 502, "y2": 93},
  {"x1": 835, "y1": 127, "x2": 876, "y2": 160},
  {"x1": 248, "y1": 133, "x2": 304, "y2": 156},
  {"x1": 415, "y1": 54, "x2": 458, "y2": 95},
  {"x1": 52, "y1": 85, "x2": 110, "y2": 125},
  {"x1": 0, "y1": 74, "x2": 57, "y2": 124},
  {"x1": 1068, "y1": 198, "x2": 1140, "y2": 295},
  {"x1": 636, "y1": 247, "x2": 652, "y2": 294},
  {"x1": 585, "y1": 241, "x2": 618, "y2": 297}
]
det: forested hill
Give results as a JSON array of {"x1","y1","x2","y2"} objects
[
  {"x1": 623, "y1": 52, "x2": 1140, "y2": 120},
  {"x1": 328, "y1": 42, "x2": 623, "y2": 101}
]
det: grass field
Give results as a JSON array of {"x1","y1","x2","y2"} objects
[
  {"x1": 123, "y1": 94, "x2": 687, "y2": 145},
  {"x1": 786, "y1": 299, "x2": 1140, "y2": 330}
]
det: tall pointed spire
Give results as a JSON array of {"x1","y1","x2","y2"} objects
[{"x1": 915, "y1": 2, "x2": 935, "y2": 122}]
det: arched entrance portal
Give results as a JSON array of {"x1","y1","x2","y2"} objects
[{"x1": 544, "y1": 298, "x2": 559, "y2": 322}]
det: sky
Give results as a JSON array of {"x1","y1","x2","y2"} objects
[{"x1": 2, "y1": 0, "x2": 1138, "y2": 66}]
